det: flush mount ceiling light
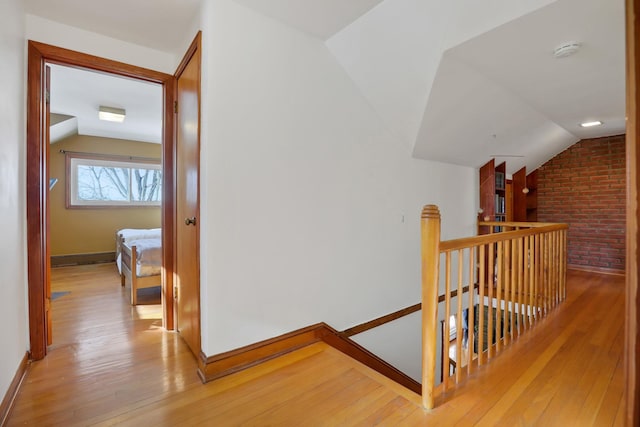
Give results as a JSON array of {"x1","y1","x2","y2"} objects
[
  {"x1": 553, "y1": 41, "x2": 581, "y2": 58},
  {"x1": 580, "y1": 120, "x2": 602, "y2": 127},
  {"x1": 98, "y1": 106, "x2": 126, "y2": 122}
]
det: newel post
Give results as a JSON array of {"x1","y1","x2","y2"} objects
[{"x1": 421, "y1": 205, "x2": 441, "y2": 409}]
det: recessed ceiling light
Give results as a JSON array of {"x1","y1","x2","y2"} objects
[
  {"x1": 98, "y1": 106, "x2": 126, "y2": 122},
  {"x1": 580, "y1": 120, "x2": 602, "y2": 127},
  {"x1": 553, "y1": 41, "x2": 581, "y2": 58}
]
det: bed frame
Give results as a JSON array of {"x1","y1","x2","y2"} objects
[
  {"x1": 115, "y1": 229, "x2": 161, "y2": 265},
  {"x1": 120, "y1": 242, "x2": 161, "y2": 305},
  {"x1": 116, "y1": 231, "x2": 126, "y2": 265}
]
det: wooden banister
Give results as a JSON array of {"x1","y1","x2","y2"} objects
[
  {"x1": 421, "y1": 206, "x2": 568, "y2": 409},
  {"x1": 440, "y1": 223, "x2": 567, "y2": 251}
]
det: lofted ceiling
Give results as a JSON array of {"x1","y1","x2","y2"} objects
[
  {"x1": 23, "y1": 0, "x2": 201, "y2": 52},
  {"x1": 417, "y1": 0, "x2": 625, "y2": 173},
  {"x1": 48, "y1": 64, "x2": 163, "y2": 144},
  {"x1": 25, "y1": 0, "x2": 625, "y2": 174},
  {"x1": 233, "y1": 0, "x2": 384, "y2": 40}
]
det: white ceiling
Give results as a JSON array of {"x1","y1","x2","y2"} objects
[
  {"x1": 325, "y1": 0, "x2": 625, "y2": 174},
  {"x1": 23, "y1": 0, "x2": 202, "y2": 52},
  {"x1": 49, "y1": 64, "x2": 163, "y2": 144},
  {"x1": 233, "y1": 0, "x2": 384, "y2": 40},
  {"x1": 27, "y1": 0, "x2": 625, "y2": 174},
  {"x1": 426, "y1": 0, "x2": 626, "y2": 172}
]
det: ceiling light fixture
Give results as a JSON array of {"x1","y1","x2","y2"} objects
[
  {"x1": 98, "y1": 106, "x2": 126, "y2": 122},
  {"x1": 580, "y1": 120, "x2": 602, "y2": 127},
  {"x1": 553, "y1": 41, "x2": 581, "y2": 58}
]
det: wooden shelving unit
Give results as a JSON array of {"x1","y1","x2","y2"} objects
[
  {"x1": 512, "y1": 167, "x2": 527, "y2": 222},
  {"x1": 526, "y1": 170, "x2": 538, "y2": 221},
  {"x1": 479, "y1": 159, "x2": 497, "y2": 222},
  {"x1": 494, "y1": 162, "x2": 506, "y2": 222},
  {"x1": 480, "y1": 161, "x2": 538, "y2": 228},
  {"x1": 479, "y1": 159, "x2": 507, "y2": 234}
]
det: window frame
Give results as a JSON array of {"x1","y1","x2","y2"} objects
[{"x1": 65, "y1": 152, "x2": 162, "y2": 208}]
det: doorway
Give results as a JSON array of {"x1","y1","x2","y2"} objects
[{"x1": 26, "y1": 41, "x2": 177, "y2": 360}]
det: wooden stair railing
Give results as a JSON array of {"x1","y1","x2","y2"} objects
[{"x1": 421, "y1": 205, "x2": 568, "y2": 409}]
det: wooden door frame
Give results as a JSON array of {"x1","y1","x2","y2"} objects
[
  {"x1": 26, "y1": 41, "x2": 176, "y2": 360},
  {"x1": 627, "y1": 0, "x2": 640, "y2": 423}
]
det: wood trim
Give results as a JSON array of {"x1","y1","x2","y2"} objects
[
  {"x1": 567, "y1": 264, "x2": 625, "y2": 277},
  {"x1": 340, "y1": 303, "x2": 421, "y2": 337},
  {"x1": 197, "y1": 323, "x2": 326, "y2": 382},
  {"x1": 50, "y1": 252, "x2": 116, "y2": 267},
  {"x1": 162, "y1": 68, "x2": 176, "y2": 331},
  {"x1": 0, "y1": 352, "x2": 29, "y2": 426},
  {"x1": 197, "y1": 322, "x2": 422, "y2": 395},
  {"x1": 626, "y1": 0, "x2": 640, "y2": 423},
  {"x1": 438, "y1": 284, "x2": 478, "y2": 303},
  {"x1": 174, "y1": 32, "x2": 202, "y2": 77},
  {"x1": 321, "y1": 324, "x2": 422, "y2": 395},
  {"x1": 336, "y1": 284, "x2": 481, "y2": 341},
  {"x1": 338, "y1": 282, "x2": 482, "y2": 339},
  {"x1": 27, "y1": 42, "x2": 48, "y2": 361},
  {"x1": 28, "y1": 41, "x2": 171, "y2": 83},
  {"x1": 26, "y1": 41, "x2": 176, "y2": 358}
]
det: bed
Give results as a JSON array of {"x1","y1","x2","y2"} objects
[
  {"x1": 115, "y1": 228, "x2": 162, "y2": 305},
  {"x1": 115, "y1": 228, "x2": 161, "y2": 274}
]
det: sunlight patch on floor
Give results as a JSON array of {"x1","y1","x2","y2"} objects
[{"x1": 131, "y1": 305, "x2": 162, "y2": 320}]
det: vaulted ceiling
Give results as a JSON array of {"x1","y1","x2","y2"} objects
[
  {"x1": 25, "y1": 0, "x2": 625, "y2": 174},
  {"x1": 48, "y1": 64, "x2": 163, "y2": 144}
]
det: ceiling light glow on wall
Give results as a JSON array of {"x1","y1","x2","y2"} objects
[
  {"x1": 98, "y1": 106, "x2": 126, "y2": 122},
  {"x1": 580, "y1": 120, "x2": 602, "y2": 127}
]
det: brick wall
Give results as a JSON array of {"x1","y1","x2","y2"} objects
[{"x1": 537, "y1": 134, "x2": 625, "y2": 272}]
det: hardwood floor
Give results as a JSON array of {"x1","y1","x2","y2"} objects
[{"x1": 7, "y1": 265, "x2": 624, "y2": 426}]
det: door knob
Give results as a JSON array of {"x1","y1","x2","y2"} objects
[{"x1": 184, "y1": 217, "x2": 197, "y2": 226}]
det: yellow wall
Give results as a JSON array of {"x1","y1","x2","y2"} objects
[{"x1": 50, "y1": 135, "x2": 162, "y2": 256}]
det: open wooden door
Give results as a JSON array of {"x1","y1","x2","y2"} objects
[{"x1": 174, "y1": 33, "x2": 202, "y2": 357}]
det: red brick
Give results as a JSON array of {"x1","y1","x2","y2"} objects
[{"x1": 537, "y1": 134, "x2": 625, "y2": 271}]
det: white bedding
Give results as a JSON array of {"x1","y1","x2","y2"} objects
[
  {"x1": 118, "y1": 228, "x2": 161, "y2": 242},
  {"x1": 125, "y1": 238, "x2": 162, "y2": 277},
  {"x1": 116, "y1": 228, "x2": 161, "y2": 274}
]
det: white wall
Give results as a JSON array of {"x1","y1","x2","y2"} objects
[
  {"x1": 16, "y1": 0, "x2": 480, "y2": 382},
  {"x1": 325, "y1": 0, "x2": 559, "y2": 161},
  {"x1": 25, "y1": 15, "x2": 177, "y2": 74},
  {"x1": 0, "y1": 0, "x2": 28, "y2": 402},
  {"x1": 198, "y1": 0, "x2": 477, "y2": 357},
  {"x1": 326, "y1": 0, "x2": 456, "y2": 146},
  {"x1": 443, "y1": 0, "x2": 557, "y2": 50}
]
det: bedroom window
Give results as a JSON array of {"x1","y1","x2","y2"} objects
[{"x1": 67, "y1": 155, "x2": 162, "y2": 207}]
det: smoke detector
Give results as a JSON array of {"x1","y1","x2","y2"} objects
[{"x1": 553, "y1": 41, "x2": 581, "y2": 58}]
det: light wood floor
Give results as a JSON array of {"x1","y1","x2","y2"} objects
[{"x1": 7, "y1": 265, "x2": 625, "y2": 426}]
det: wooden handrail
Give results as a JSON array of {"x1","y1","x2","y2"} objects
[
  {"x1": 440, "y1": 223, "x2": 567, "y2": 251},
  {"x1": 478, "y1": 221, "x2": 560, "y2": 228},
  {"x1": 421, "y1": 205, "x2": 568, "y2": 409}
]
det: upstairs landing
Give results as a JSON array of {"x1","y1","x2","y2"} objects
[{"x1": 7, "y1": 266, "x2": 624, "y2": 426}]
